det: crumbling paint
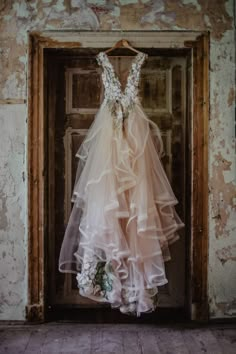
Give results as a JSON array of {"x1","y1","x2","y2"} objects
[
  {"x1": 0, "y1": 38, "x2": 26, "y2": 100},
  {"x1": 139, "y1": 0, "x2": 233, "y2": 38},
  {"x1": 216, "y1": 244, "x2": 236, "y2": 265},
  {"x1": 210, "y1": 153, "x2": 235, "y2": 238},
  {"x1": 208, "y1": 15, "x2": 236, "y2": 318},
  {"x1": 0, "y1": 191, "x2": 8, "y2": 232},
  {"x1": 227, "y1": 87, "x2": 235, "y2": 106},
  {"x1": 0, "y1": 104, "x2": 26, "y2": 320},
  {"x1": 0, "y1": 0, "x2": 235, "y2": 321}
]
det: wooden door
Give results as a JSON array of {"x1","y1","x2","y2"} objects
[{"x1": 46, "y1": 50, "x2": 187, "y2": 311}]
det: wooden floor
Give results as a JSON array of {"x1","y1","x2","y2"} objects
[{"x1": 0, "y1": 322, "x2": 235, "y2": 354}]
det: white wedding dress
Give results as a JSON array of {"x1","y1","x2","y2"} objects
[{"x1": 58, "y1": 51, "x2": 184, "y2": 316}]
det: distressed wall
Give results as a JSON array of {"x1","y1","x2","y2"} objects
[{"x1": 0, "y1": 0, "x2": 235, "y2": 320}]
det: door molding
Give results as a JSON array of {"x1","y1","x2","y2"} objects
[{"x1": 26, "y1": 31, "x2": 209, "y2": 322}]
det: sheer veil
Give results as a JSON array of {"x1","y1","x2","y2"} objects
[{"x1": 58, "y1": 51, "x2": 184, "y2": 316}]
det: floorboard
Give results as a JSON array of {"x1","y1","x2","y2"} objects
[{"x1": 0, "y1": 323, "x2": 235, "y2": 354}]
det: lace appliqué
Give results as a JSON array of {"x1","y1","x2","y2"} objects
[
  {"x1": 119, "y1": 288, "x2": 160, "y2": 315},
  {"x1": 76, "y1": 253, "x2": 160, "y2": 315},
  {"x1": 96, "y1": 51, "x2": 148, "y2": 131},
  {"x1": 76, "y1": 253, "x2": 114, "y2": 300}
]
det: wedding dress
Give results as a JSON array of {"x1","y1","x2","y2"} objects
[{"x1": 58, "y1": 50, "x2": 184, "y2": 316}]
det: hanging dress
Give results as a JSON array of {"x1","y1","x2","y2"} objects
[{"x1": 58, "y1": 51, "x2": 185, "y2": 316}]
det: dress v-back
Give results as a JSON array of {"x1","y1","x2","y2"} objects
[{"x1": 58, "y1": 50, "x2": 184, "y2": 316}]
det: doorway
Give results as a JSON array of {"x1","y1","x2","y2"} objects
[{"x1": 27, "y1": 32, "x2": 209, "y2": 322}]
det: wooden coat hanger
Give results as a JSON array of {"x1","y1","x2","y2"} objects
[{"x1": 104, "y1": 39, "x2": 142, "y2": 55}]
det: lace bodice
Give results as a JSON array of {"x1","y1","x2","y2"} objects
[{"x1": 96, "y1": 51, "x2": 148, "y2": 129}]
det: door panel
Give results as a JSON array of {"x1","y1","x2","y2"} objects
[{"x1": 48, "y1": 52, "x2": 186, "y2": 309}]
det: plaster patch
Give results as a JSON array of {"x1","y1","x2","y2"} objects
[
  {"x1": 2, "y1": 73, "x2": 25, "y2": 100},
  {"x1": 71, "y1": 0, "x2": 78, "y2": 7},
  {"x1": 13, "y1": 2, "x2": 30, "y2": 18},
  {"x1": 87, "y1": 0, "x2": 106, "y2": 5},
  {"x1": 62, "y1": 7, "x2": 99, "y2": 30},
  {"x1": 223, "y1": 170, "x2": 235, "y2": 184},
  {"x1": 3, "y1": 15, "x2": 11, "y2": 21},
  {"x1": 111, "y1": 6, "x2": 120, "y2": 17},
  {"x1": 210, "y1": 297, "x2": 236, "y2": 317},
  {"x1": 204, "y1": 14, "x2": 211, "y2": 27},
  {"x1": 19, "y1": 56, "x2": 27, "y2": 65},
  {"x1": 182, "y1": 0, "x2": 201, "y2": 11},
  {"x1": 122, "y1": 0, "x2": 140, "y2": 4},
  {"x1": 0, "y1": 191, "x2": 8, "y2": 231},
  {"x1": 227, "y1": 87, "x2": 235, "y2": 106},
  {"x1": 216, "y1": 244, "x2": 236, "y2": 265},
  {"x1": 0, "y1": 104, "x2": 26, "y2": 321},
  {"x1": 144, "y1": 0, "x2": 234, "y2": 39},
  {"x1": 141, "y1": 0, "x2": 168, "y2": 25},
  {"x1": 0, "y1": 38, "x2": 26, "y2": 100},
  {"x1": 55, "y1": 0, "x2": 66, "y2": 11}
]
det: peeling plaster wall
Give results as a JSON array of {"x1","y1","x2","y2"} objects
[
  {"x1": 208, "y1": 27, "x2": 236, "y2": 318},
  {"x1": 0, "y1": 0, "x2": 235, "y2": 320},
  {"x1": 0, "y1": 105, "x2": 27, "y2": 320}
]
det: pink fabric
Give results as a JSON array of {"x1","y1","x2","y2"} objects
[{"x1": 58, "y1": 51, "x2": 184, "y2": 316}]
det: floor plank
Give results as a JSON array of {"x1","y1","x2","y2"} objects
[
  {"x1": 91, "y1": 330, "x2": 103, "y2": 354},
  {"x1": 139, "y1": 330, "x2": 162, "y2": 354},
  {"x1": 165, "y1": 329, "x2": 189, "y2": 354},
  {"x1": 24, "y1": 329, "x2": 48, "y2": 354},
  {"x1": 155, "y1": 328, "x2": 179, "y2": 354},
  {"x1": 0, "y1": 323, "x2": 235, "y2": 354},
  {"x1": 212, "y1": 329, "x2": 236, "y2": 354},
  {"x1": 182, "y1": 329, "x2": 206, "y2": 354},
  {"x1": 60, "y1": 327, "x2": 92, "y2": 354},
  {"x1": 41, "y1": 326, "x2": 65, "y2": 353},
  {"x1": 100, "y1": 331, "x2": 123, "y2": 354},
  {"x1": 123, "y1": 331, "x2": 142, "y2": 354},
  {"x1": 0, "y1": 329, "x2": 31, "y2": 354}
]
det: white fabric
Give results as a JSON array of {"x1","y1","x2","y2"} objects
[{"x1": 58, "y1": 51, "x2": 185, "y2": 316}]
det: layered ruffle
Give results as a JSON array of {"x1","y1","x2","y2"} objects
[{"x1": 58, "y1": 99, "x2": 184, "y2": 316}]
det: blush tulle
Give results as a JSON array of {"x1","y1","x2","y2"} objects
[{"x1": 58, "y1": 98, "x2": 184, "y2": 316}]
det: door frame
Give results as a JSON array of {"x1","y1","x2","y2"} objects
[{"x1": 26, "y1": 31, "x2": 209, "y2": 322}]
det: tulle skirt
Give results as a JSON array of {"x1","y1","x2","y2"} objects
[{"x1": 58, "y1": 98, "x2": 184, "y2": 316}]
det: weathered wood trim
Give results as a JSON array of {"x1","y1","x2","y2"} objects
[
  {"x1": 32, "y1": 30, "x2": 203, "y2": 48},
  {"x1": 199, "y1": 32, "x2": 209, "y2": 321},
  {"x1": 26, "y1": 33, "x2": 82, "y2": 322},
  {"x1": 185, "y1": 33, "x2": 210, "y2": 321},
  {"x1": 26, "y1": 31, "x2": 209, "y2": 322},
  {"x1": 29, "y1": 31, "x2": 82, "y2": 48},
  {"x1": 27, "y1": 33, "x2": 42, "y2": 321},
  {"x1": 0, "y1": 99, "x2": 26, "y2": 104}
]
